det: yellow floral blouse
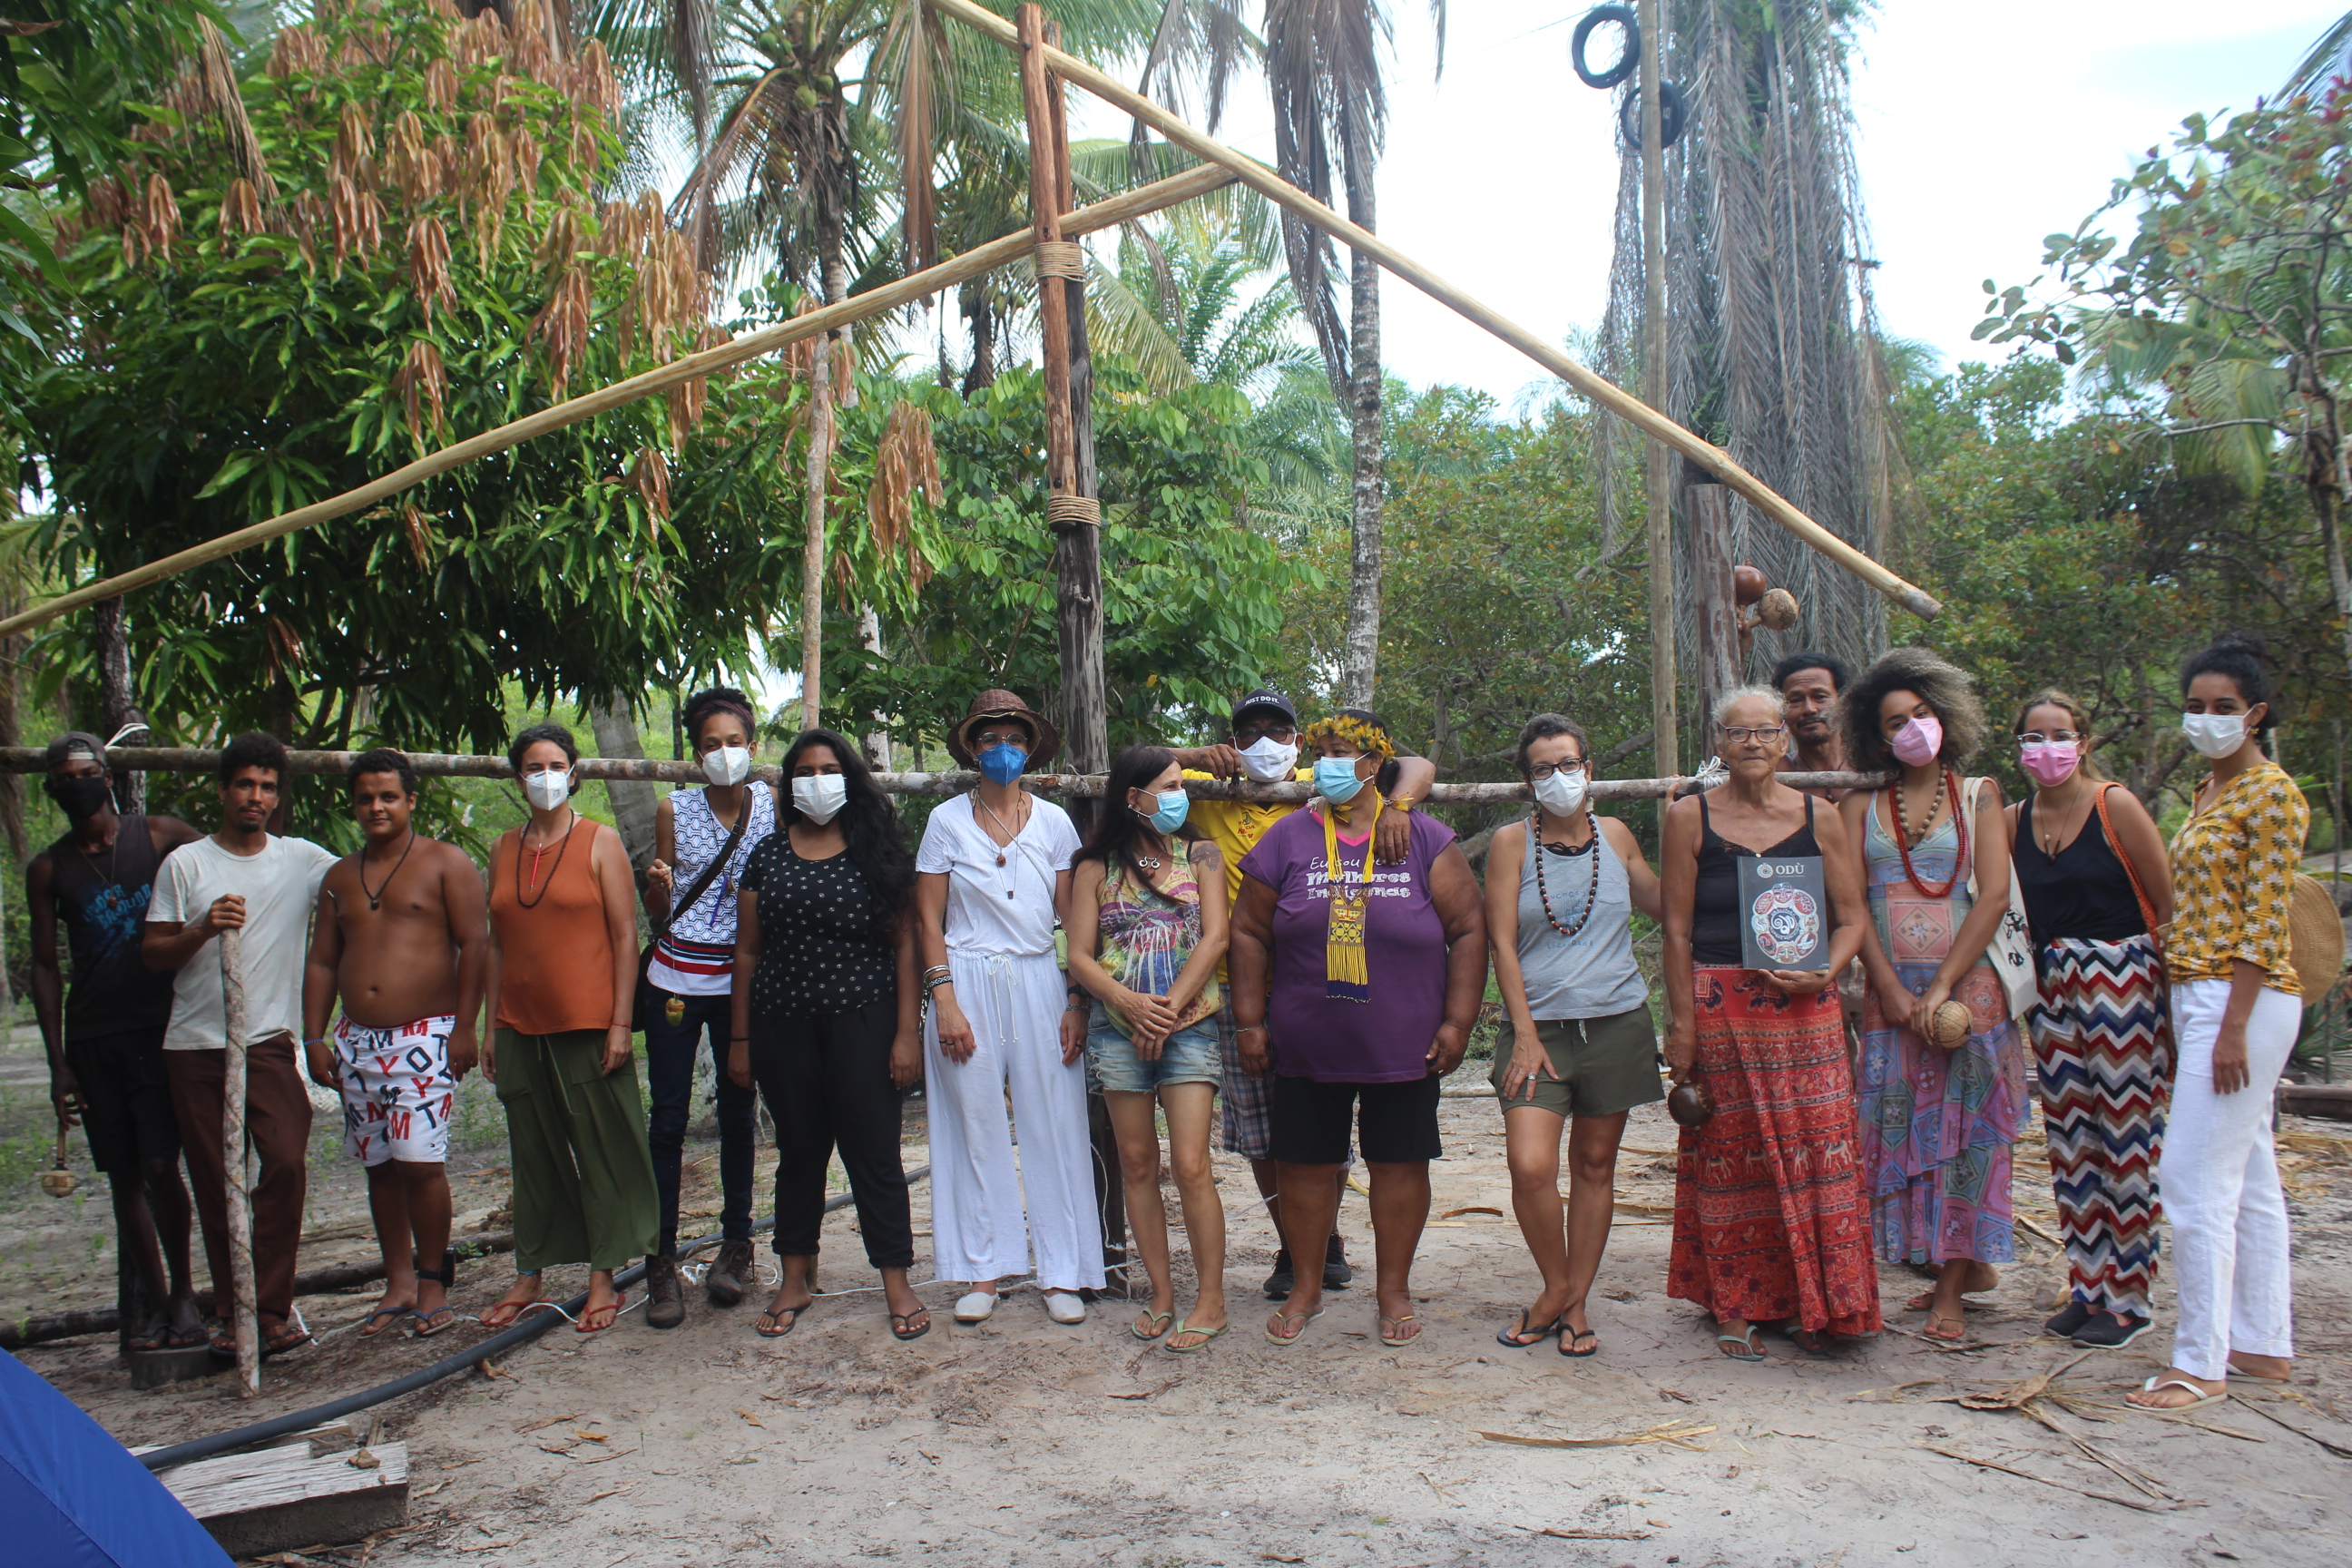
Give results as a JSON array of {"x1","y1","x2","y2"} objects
[{"x1": 2165, "y1": 759, "x2": 2311, "y2": 995}]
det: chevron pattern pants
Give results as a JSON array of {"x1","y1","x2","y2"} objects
[{"x1": 2027, "y1": 935, "x2": 2170, "y2": 1317}]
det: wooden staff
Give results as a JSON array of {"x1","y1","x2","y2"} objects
[
  {"x1": 927, "y1": 0, "x2": 1943, "y2": 622},
  {"x1": 0, "y1": 164, "x2": 1237, "y2": 642},
  {"x1": 220, "y1": 925, "x2": 260, "y2": 1398}
]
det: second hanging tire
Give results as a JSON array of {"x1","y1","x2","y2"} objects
[{"x1": 1619, "y1": 79, "x2": 1688, "y2": 150}]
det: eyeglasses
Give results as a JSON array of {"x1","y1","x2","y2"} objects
[
  {"x1": 1720, "y1": 725, "x2": 1787, "y2": 744},
  {"x1": 2017, "y1": 730, "x2": 2082, "y2": 746},
  {"x1": 1233, "y1": 722, "x2": 1297, "y2": 745},
  {"x1": 1528, "y1": 760, "x2": 1588, "y2": 780}
]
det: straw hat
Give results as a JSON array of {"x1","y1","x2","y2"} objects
[
  {"x1": 946, "y1": 689, "x2": 1061, "y2": 770},
  {"x1": 2288, "y1": 875, "x2": 2346, "y2": 1004}
]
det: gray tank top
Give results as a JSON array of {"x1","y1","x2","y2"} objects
[{"x1": 1514, "y1": 818, "x2": 1650, "y2": 1020}]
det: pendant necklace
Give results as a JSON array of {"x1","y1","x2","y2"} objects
[
  {"x1": 362, "y1": 829, "x2": 417, "y2": 911},
  {"x1": 974, "y1": 790, "x2": 1027, "y2": 867}
]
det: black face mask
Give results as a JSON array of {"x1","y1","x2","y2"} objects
[{"x1": 47, "y1": 774, "x2": 113, "y2": 823}]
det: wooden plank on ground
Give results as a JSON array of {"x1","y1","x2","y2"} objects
[{"x1": 155, "y1": 1438, "x2": 407, "y2": 1557}]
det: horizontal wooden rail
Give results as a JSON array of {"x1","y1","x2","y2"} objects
[
  {"x1": 0, "y1": 747, "x2": 1884, "y2": 801},
  {"x1": 926, "y1": 0, "x2": 1941, "y2": 621},
  {"x1": 0, "y1": 162, "x2": 1237, "y2": 642}
]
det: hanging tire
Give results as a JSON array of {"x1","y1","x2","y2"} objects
[
  {"x1": 1619, "y1": 79, "x2": 1688, "y2": 150},
  {"x1": 1571, "y1": 5, "x2": 1639, "y2": 91}
]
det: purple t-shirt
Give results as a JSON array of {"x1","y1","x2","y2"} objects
[{"x1": 1238, "y1": 808, "x2": 1457, "y2": 1083}]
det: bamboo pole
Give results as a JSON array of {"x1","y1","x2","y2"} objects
[
  {"x1": 926, "y1": 0, "x2": 1942, "y2": 622},
  {"x1": 0, "y1": 746, "x2": 1882, "y2": 801},
  {"x1": 1639, "y1": 0, "x2": 1677, "y2": 775},
  {"x1": 0, "y1": 164, "x2": 1237, "y2": 642},
  {"x1": 1019, "y1": 5, "x2": 1079, "y2": 502},
  {"x1": 220, "y1": 926, "x2": 260, "y2": 1399}
]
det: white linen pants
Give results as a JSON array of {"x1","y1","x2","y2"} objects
[
  {"x1": 924, "y1": 950, "x2": 1104, "y2": 1292},
  {"x1": 2160, "y1": 978, "x2": 2298, "y2": 1380}
]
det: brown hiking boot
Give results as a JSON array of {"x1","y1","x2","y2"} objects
[
  {"x1": 643, "y1": 1253, "x2": 684, "y2": 1330},
  {"x1": 705, "y1": 1240, "x2": 757, "y2": 1308}
]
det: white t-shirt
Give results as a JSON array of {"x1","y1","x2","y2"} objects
[
  {"x1": 916, "y1": 793, "x2": 1079, "y2": 956},
  {"x1": 148, "y1": 834, "x2": 340, "y2": 1051}
]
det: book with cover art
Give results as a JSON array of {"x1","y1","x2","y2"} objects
[{"x1": 1738, "y1": 853, "x2": 1830, "y2": 972}]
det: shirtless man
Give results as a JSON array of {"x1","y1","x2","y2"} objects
[
  {"x1": 300, "y1": 750, "x2": 489, "y2": 1338},
  {"x1": 1773, "y1": 651, "x2": 1855, "y2": 801}
]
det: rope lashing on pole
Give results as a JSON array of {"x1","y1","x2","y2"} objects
[
  {"x1": 925, "y1": 0, "x2": 1942, "y2": 622},
  {"x1": 1044, "y1": 495, "x2": 1102, "y2": 530},
  {"x1": 0, "y1": 162, "x2": 1236, "y2": 643},
  {"x1": 1030, "y1": 239, "x2": 1086, "y2": 278}
]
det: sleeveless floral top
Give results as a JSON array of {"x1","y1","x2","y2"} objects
[{"x1": 1096, "y1": 857, "x2": 1220, "y2": 1036}]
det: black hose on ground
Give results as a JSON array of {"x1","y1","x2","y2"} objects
[{"x1": 135, "y1": 1167, "x2": 928, "y2": 1473}]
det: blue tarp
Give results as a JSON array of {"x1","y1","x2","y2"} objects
[{"x1": 0, "y1": 1349, "x2": 230, "y2": 1568}]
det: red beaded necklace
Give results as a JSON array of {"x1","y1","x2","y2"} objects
[{"x1": 1888, "y1": 769, "x2": 1965, "y2": 898}]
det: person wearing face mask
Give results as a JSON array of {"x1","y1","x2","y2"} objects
[
  {"x1": 1229, "y1": 710, "x2": 1487, "y2": 1348},
  {"x1": 479, "y1": 724, "x2": 659, "y2": 1336},
  {"x1": 1174, "y1": 689, "x2": 1436, "y2": 1298},
  {"x1": 1661, "y1": 690, "x2": 1878, "y2": 1361},
  {"x1": 1067, "y1": 746, "x2": 1232, "y2": 1352},
  {"x1": 1485, "y1": 715, "x2": 1664, "y2": 1358},
  {"x1": 27, "y1": 733, "x2": 206, "y2": 1354},
  {"x1": 2129, "y1": 634, "x2": 2311, "y2": 1412},
  {"x1": 1837, "y1": 649, "x2": 2028, "y2": 1345},
  {"x1": 2001, "y1": 690, "x2": 2173, "y2": 1350},
  {"x1": 635, "y1": 688, "x2": 775, "y2": 1328},
  {"x1": 725, "y1": 730, "x2": 926, "y2": 1341},
  {"x1": 916, "y1": 691, "x2": 1100, "y2": 1326}
]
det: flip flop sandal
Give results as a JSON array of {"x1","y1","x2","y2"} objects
[
  {"x1": 1905, "y1": 1290, "x2": 1994, "y2": 1313},
  {"x1": 1716, "y1": 1325, "x2": 1767, "y2": 1362},
  {"x1": 1496, "y1": 1309, "x2": 1565, "y2": 1348},
  {"x1": 889, "y1": 1309, "x2": 932, "y2": 1342},
  {"x1": 754, "y1": 1298, "x2": 816, "y2": 1339},
  {"x1": 2133, "y1": 1374, "x2": 2227, "y2": 1411},
  {"x1": 1378, "y1": 1313, "x2": 1421, "y2": 1348},
  {"x1": 2226, "y1": 1358, "x2": 2290, "y2": 1384},
  {"x1": 1162, "y1": 1320, "x2": 1229, "y2": 1354},
  {"x1": 1131, "y1": 1308, "x2": 1174, "y2": 1342},
  {"x1": 1921, "y1": 1313, "x2": 1968, "y2": 1343},
  {"x1": 1264, "y1": 1307, "x2": 1324, "y2": 1346},
  {"x1": 574, "y1": 1293, "x2": 629, "y2": 1336},
  {"x1": 409, "y1": 1305, "x2": 459, "y2": 1338},
  {"x1": 260, "y1": 1316, "x2": 314, "y2": 1359},
  {"x1": 1558, "y1": 1328, "x2": 1600, "y2": 1358},
  {"x1": 358, "y1": 1306, "x2": 416, "y2": 1338},
  {"x1": 480, "y1": 1274, "x2": 545, "y2": 1331}
]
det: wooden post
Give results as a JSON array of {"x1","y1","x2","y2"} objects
[
  {"x1": 1638, "y1": 0, "x2": 1675, "y2": 778},
  {"x1": 1689, "y1": 485, "x2": 1740, "y2": 741},
  {"x1": 220, "y1": 926, "x2": 260, "y2": 1398}
]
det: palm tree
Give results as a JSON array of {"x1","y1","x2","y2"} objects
[
  {"x1": 2284, "y1": 12, "x2": 2352, "y2": 99},
  {"x1": 1592, "y1": 0, "x2": 1896, "y2": 684}
]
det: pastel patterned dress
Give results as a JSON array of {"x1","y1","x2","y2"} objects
[{"x1": 1857, "y1": 797, "x2": 2029, "y2": 1266}]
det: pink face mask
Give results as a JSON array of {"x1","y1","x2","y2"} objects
[
  {"x1": 2018, "y1": 740, "x2": 2080, "y2": 788},
  {"x1": 1888, "y1": 713, "x2": 1943, "y2": 768}
]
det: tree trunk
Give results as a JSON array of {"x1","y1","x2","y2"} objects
[
  {"x1": 92, "y1": 596, "x2": 145, "y2": 815},
  {"x1": 585, "y1": 696, "x2": 659, "y2": 879},
  {"x1": 960, "y1": 283, "x2": 996, "y2": 396},
  {"x1": 1338, "y1": 102, "x2": 1383, "y2": 709},
  {"x1": 800, "y1": 329, "x2": 834, "y2": 733},
  {"x1": 2314, "y1": 451, "x2": 2352, "y2": 681}
]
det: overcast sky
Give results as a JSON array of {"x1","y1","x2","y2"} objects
[{"x1": 1062, "y1": 1, "x2": 2344, "y2": 407}]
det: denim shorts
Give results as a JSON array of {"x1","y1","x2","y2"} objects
[{"x1": 1085, "y1": 1004, "x2": 1223, "y2": 1095}]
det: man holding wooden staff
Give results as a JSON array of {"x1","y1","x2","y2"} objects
[
  {"x1": 301, "y1": 750, "x2": 488, "y2": 1339},
  {"x1": 143, "y1": 733, "x2": 339, "y2": 1360}
]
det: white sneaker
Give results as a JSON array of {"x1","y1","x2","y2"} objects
[
  {"x1": 953, "y1": 1290, "x2": 996, "y2": 1324},
  {"x1": 1044, "y1": 1290, "x2": 1087, "y2": 1325}
]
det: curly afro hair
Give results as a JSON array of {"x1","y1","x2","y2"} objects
[{"x1": 1839, "y1": 647, "x2": 1986, "y2": 774}]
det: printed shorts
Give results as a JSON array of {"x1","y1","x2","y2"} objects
[{"x1": 335, "y1": 1014, "x2": 458, "y2": 1166}]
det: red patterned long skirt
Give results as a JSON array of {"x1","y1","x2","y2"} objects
[{"x1": 1669, "y1": 969, "x2": 1883, "y2": 1335}]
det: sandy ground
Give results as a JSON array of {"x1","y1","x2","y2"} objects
[{"x1": 15, "y1": 1054, "x2": 2352, "y2": 1568}]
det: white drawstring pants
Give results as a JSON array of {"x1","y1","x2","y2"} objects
[
  {"x1": 2160, "y1": 978, "x2": 2298, "y2": 1380},
  {"x1": 924, "y1": 950, "x2": 1104, "y2": 1292}
]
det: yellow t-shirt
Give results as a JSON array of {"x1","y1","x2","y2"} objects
[
  {"x1": 1183, "y1": 766, "x2": 1311, "y2": 983},
  {"x1": 2165, "y1": 758, "x2": 2310, "y2": 995}
]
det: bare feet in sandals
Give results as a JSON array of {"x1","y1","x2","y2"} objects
[
  {"x1": 2226, "y1": 1352, "x2": 2291, "y2": 1383},
  {"x1": 574, "y1": 1271, "x2": 625, "y2": 1334},
  {"x1": 2128, "y1": 1367, "x2": 2226, "y2": 1409},
  {"x1": 478, "y1": 1271, "x2": 545, "y2": 1330}
]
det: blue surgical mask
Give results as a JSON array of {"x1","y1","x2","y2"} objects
[
  {"x1": 977, "y1": 742, "x2": 1027, "y2": 785},
  {"x1": 1141, "y1": 789, "x2": 1189, "y2": 833},
  {"x1": 1312, "y1": 756, "x2": 1366, "y2": 804}
]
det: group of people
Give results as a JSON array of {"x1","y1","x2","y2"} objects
[{"x1": 33, "y1": 633, "x2": 2314, "y2": 1410}]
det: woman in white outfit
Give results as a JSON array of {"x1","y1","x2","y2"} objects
[
  {"x1": 2131, "y1": 633, "x2": 2309, "y2": 1411},
  {"x1": 916, "y1": 690, "x2": 1102, "y2": 1325}
]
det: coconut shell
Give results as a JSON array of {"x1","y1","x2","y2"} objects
[
  {"x1": 1926, "y1": 999, "x2": 1974, "y2": 1051},
  {"x1": 1732, "y1": 564, "x2": 1768, "y2": 606},
  {"x1": 1667, "y1": 1077, "x2": 1716, "y2": 1128},
  {"x1": 1757, "y1": 587, "x2": 1799, "y2": 631}
]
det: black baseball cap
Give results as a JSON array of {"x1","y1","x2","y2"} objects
[{"x1": 1230, "y1": 688, "x2": 1298, "y2": 730}]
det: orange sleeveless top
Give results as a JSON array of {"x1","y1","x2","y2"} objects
[{"x1": 489, "y1": 818, "x2": 621, "y2": 1035}]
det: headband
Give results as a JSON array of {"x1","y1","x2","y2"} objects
[{"x1": 1300, "y1": 714, "x2": 1395, "y2": 763}]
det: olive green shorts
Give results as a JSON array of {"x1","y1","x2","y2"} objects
[{"x1": 1488, "y1": 1005, "x2": 1663, "y2": 1119}]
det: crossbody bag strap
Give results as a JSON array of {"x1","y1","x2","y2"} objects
[
  {"x1": 2092, "y1": 782, "x2": 2161, "y2": 943},
  {"x1": 655, "y1": 787, "x2": 757, "y2": 944}
]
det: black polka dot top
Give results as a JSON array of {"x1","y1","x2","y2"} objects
[{"x1": 739, "y1": 835, "x2": 896, "y2": 1019}]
